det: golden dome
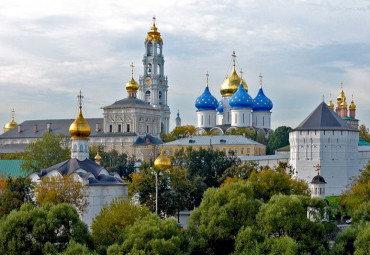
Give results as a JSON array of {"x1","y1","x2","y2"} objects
[
  {"x1": 126, "y1": 77, "x2": 139, "y2": 92},
  {"x1": 145, "y1": 17, "x2": 162, "y2": 42},
  {"x1": 220, "y1": 66, "x2": 248, "y2": 96},
  {"x1": 328, "y1": 99, "x2": 334, "y2": 110},
  {"x1": 94, "y1": 152, "x2": 102, "y2": 161},
  {"x1": 3, "y1": 109, "x2": 18, "y2": 133},
  {"x1": 349, "y1": 97, "x2": 356, "y2": 110},
  {"x1": 69, "y1": 92, "x2": 91, "y2": 140},
  {"x1": 154, "y1": 149, "x2": 171, "y2": 170},
  {"x1": 337, "y1": 85, "x2": 346, "y2": 104}
]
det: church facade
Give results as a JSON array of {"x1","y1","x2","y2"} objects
[
  {"x1": 0, "y1": 19, "x2": 170, "y2": 161},
  {"x1": 195, "y1": 52, "x2": 273, "y2": 135}
]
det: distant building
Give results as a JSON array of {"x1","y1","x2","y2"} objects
[{"x1": 162, "y1": 135, "x2": 266, "y2": 157}]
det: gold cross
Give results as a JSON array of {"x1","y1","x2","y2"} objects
[
  {"x1": 240, "y1": 68, "x2": 244, "y2": 79},
  {"x1": 314, "y1": 164, "x2": 321, "y2": 175},
  {"x1": 77, "y1": 91, "x2": 84, "y2": 108},
  {"x1": 152, "y1": 16, "x2": 156, "y2": 26},
  {"x1": 206, "y1": 71, "x2": 209, "y2": 86},
  {"x1": 232, "y1": 50, "x2": 236, "y2": 66},
  {"x1": 130, "y1": 62, "x2": 135, "y2": 77},
  {"x1": 259, "y1": 73, "x2": 263, "y2": 88},
  {"x1": 11, "y1": 108, "x2": 15, "y2": 120}
]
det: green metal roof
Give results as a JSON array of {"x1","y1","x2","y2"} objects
[
  {"x1": 359, "y1": 138, "x2": 370, "y2": 146},
  {"x1": 342, "y1": 117, "x2": 359, "y2": 121},
  {"x1": 0, "y1": 160, "x2": 26, "y2": 177}
]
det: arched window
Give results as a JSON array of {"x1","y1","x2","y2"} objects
[
  {"x1": 157, "y1": 64, "x2": 161, "y2": 75},
  {"x1": 145, "y1": 91, "x2": 151, "y2": 103},
  {"x1": 147, "y1": 63, "x2": 152, "y2": 75},
  {"x1": 161, "y1": 122, "x2": 164, "y2": 133},
  {"x1": 73, "y1": 144, "x2": 77, "y2": 152},
  {"x1": 147, "y1": 43, "x2": 152, "y2": 56},
  {"x1": 159, "y1": 91, "x2": 162, "y2": 105},
  {"x1": 79, "y1": 145, "x2": 83, "y2": 152}
]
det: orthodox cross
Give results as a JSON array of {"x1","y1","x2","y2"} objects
[
  {"x1": 152, "y1": 16, "x2": 156, "y2": 26},
  {"x1": 314, "y1": 164, "x2": 321, "y2": 176},
  {"x1": 78, "y1": 91, "x2": 84, "y2": 108},
  {"x1": 11, "y1": 108, "x2": 15, "y2": 121},
  {"x1": 322, "y1": 94, "x2": 325, "y2": 102},
  {"x1": 240, "y1": 68, "x2": 244, "y2": 79},
  {"x1": 232, "y1": 50, "x2": 236, "y2": 66},
  {"x1": 259, "y1": 73, "x2": 263, "y2": 88},
  {"x1": 206, "y1": 71, "x2": 209, "y2": 86},
  {"x1": 341, "y1": 81, "x2": 343, "y2": 89},
  {"x1": 130, "y1": 62, "x2": 135, "y2": 77}
]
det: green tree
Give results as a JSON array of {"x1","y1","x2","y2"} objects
[
  {"x1": 225, "y1": 128, "x2": 256, "y2": 140},
  {"x1": 339, "y1": 163, "x2": 370, "y2": 215},
  {"x1": 0, "y1": 176, "x2": 34, "y2": 217},
  {"x1": 187, "y1": 182, "x2": 262, "y2": 255},
  {"x1": 21, "y1": 132, "x2": 70, "y2": 173},
  {"x1": 331, "y1": 223, "x2": 362, "y2": 255},
  {"x1": 91, "y1": 198, "x2": 150, "y2": 251},
  {"x1": 0, "y1": 203, "x2": 92, "y2": 254},
  {"x1": 266, "y1": 126, "x2": 292, "y2": 154},
  {"x1": 107, "y1": 214, "x2": 185, "y2": 255},
  {"x1": 359, "y1": 124, "x2": 370, "y2": 143},
  {"x1": 89, "y1": 147, "x2": 136, "y2": 181},
  {"x1": 166, "y1": 125, "x2": 196, "y2": 142},
  {"x1": 257, "y1": 194, "x2": 332, "y2": 254},
  {"x1": 62, "y1": 240, "x2": 92, "y2": 255},
  {"x1": 354, "y1": 223, "x2": 370, "y2": 255}
]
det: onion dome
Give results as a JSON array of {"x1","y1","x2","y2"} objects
[
  {"x1": 176, "y1": 111, "x2": 181, "y2": 121},
  {"x1": 229, "y1": 84, "x2": 253, "y2": 109},
  {"x1": 145, "y1": 17, "x2": 162, "y2": 42},
  {"x1": 154, "y1": 149, "x2": 171, "y2": 170},
  {"x1": 220, "y1": 51, "x2": 248, "y2": 96},
  {"x1": 3, "y1": 109, "x2": 18, "y2": 133},
  {"x1": 94, "y1": 152, "x2": 102, "y2": 162},
  {"x1": 310, "y1": 174, "x2": 326, "y2": 184},
  {"x1": 253, "y1": 87, "x2": 273, "y2": 111},
  {"x1": 337, "y1": 84, "x2": 346, "y2": 104},
  {"x1": 217, "y1": 99, "x2": 224, "y2": 114},
  {"x1": 349, "y1": 97, "x2": 356, "y2": 110},
  {"x1": 328, "y1": 99, "x2": 334, "y2": 110},
  {"x1": 126, "y1": 63, "x2": 139, "y2": 92},
  {"x1": 69, "y1": 92, "x2": 91, "y2": 140},
  {"x1": 195, "y1": 85, "x2": 218, "y2": 111},
  {"x1": 340, "y1": 98, "x2": 348, "y2": 108}
]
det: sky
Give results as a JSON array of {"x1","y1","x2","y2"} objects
[{"x1": 0, "y1": 0, "x2": 369, "y2": 132}]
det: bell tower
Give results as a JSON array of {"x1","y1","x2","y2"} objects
[{"x1": 139, "y1": 17, "x2": 170, "y2": 134}]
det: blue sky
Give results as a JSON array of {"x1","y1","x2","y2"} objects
[{"x1": 0, "y1": 0, "x2": 369, "y2": 131}]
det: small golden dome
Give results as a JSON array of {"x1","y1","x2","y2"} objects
[
  {"x1": 154, "y1": 149, "x2": 171, "y2": 170},
  {"x1": 328, "y1": 99, "x2": 334, "y2": 110},
  {"x1": 126, "y1": 77, "x2": 139, "y2": 92},
  {"x1": 220, "y1": 66, "x2": 248, "y2": 96},
  {"x1": 94, "y1": 152, "x2": 102, "y2": 161},
  {"x1": 337, "y1": 85, "x2": 346, "y2": 104},
  {"x1": 349, "y1": 98, "x2": 356, "y2": 110},
  {"x1": 69, "y1": 92, "x2": 91, "y2": 140},
  {"x1": 145, "y1": 17, "x2": 162, "y2": 42},
  {"x1": 3, "y1": 109, "x2": 18, "y2": 133}
]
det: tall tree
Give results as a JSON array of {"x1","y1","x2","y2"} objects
[
  {"x1": 359, "y1": 124, "x2": 370, "y2": 142},
  {"x1": 166, "y1": 125, "x2": 196, "y2": 142},
  {"x1": 0, "y1": 176, "x2": 34, "y2": 217},
  {"x1": 91, "y1": 198, "x2": 150, "y2": 251},
  {"x1": 21, "y1": 132, "x2": 70, "y2": 174},
  {"x1": 266, "y1": 126, "x2": 292, "y2": 154},
  {"x1": 34, "y1": 175, "x2": 88, "y2": 213}
]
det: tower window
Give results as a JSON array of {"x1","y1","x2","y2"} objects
[
  {"x1": 159, "y1": 91, "x2": 162, "y2": 105},
  {"x1": 127, "y1": 124, "x2": 130, "y2": 132},
  {"x1": 145, "y1": 91, "x2": 151, "y2": 103},
  {"x1": 201, "y1": 115, "x2": 203, "y2": 125},
  {"x1": 109, "y1": 125, "x2": 113, "y2": 133},
  {"x1": 157, "y1": 64, "x2": 161, "y2": 75},
  {"x1": 147, "y1": 125, "x2": 149, "y2": 133},
  {"x1": 118, "y1": 124, "x2": 122, "y2": 133},
  {"x1": 147, "y1": 63, "x2": 152, "y2": 75},
  {"x1": 147, "y1": 43, "x2": 152, "y2": 56}
]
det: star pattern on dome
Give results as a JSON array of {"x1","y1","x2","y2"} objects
[
  {"x1": 252, "y1": 87, "x2": 273, "y2": 111},
  {"x1": 229, "y1": 84, "x2": 253, "y2": 109},
  {"x1": 217, "y1": 99, "x2": 224, "y2": 114},
  {"x1": 195, "y1": 86, "x2": 218, "y2": 111}
]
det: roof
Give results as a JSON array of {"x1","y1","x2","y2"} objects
[
  {"x1": 310, "y1": 174, "x2": 326, "y2": 184},
  {"x1": 359, "y1": 138, "x2": 370, "y2": 146},
  {"x1": 163, "y1": 135, "x2": 264, "y2": 147},
  {"x1": 0, "y1": 144, "x2": 28, "y2": 154},
  {"x1": 34, "y1": 158, "x2": 125, "y2": 185},
  {"x1": 293, "y1": 102, "x2": 358, "y2": 131},
  {"x1": 342, "y1": 117, "x2": 359, "y2": 121},
  {"x1": 0, "y1": 160, "x2": 26, "y2": 177},
  {"x1": 238, "y1": 154, "x2": 289, "y2": 161},
  {"x1": 0, "y1": 118, "x2": 104, "y2": 139},
  {"x1": 102, "y1": 97, "x2": 157, "y2": 110},
  {"x1": 275, "y1": 145, "x2": 290, "y2": 151}
]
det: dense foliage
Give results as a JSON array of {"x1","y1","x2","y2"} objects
[
  {"x1": 0, "y1": 203, "x2": 93, "y2": 254},
  {"x1": 166, "y1": 125, "x2": 197, "y2": 142},
  {"x1": 359, "y1": 124, "x2": 370, "y2": 142},
  {"x1": 34, "y1": 175, "x2": 88, "y2": 213},
  {"x1": 0, "y1": 176, "x2": 33, "y2": 217},
  {"x1": 21, "y1": 132, "x2": 70, "y2": 173},
  {"x1": 266, "y1": 126, "x2": 292, "y2": 154}
]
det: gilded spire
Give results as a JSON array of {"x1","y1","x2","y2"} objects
[
  {"x1": 69, "y1": 91, "x2": 91, "y2": 140},
  {"x1": 220, "y1": 51, "x2": 248, "y2": 96},
  {"x1": 145, "y1": 16, "x2": 162, "y2": 42},
  {"x1": 126, "y1": 62, "x2": 139, "y2": 93},
  {"x1": 337, "y1": 82, "x2": 346, "y2": 105},
  {"x1": 3, "y1": 108, "x2": 19, "y2": 133},
  {"x1": 328, "y1": 93, "x2": 334, "y2": 110},
  {"x1": 349, "y1": 94, "x2": 356, "y2": 110}
]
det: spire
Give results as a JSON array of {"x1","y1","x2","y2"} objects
[
  {"x1": 77, "y1": 90, "x2": 83, "y2": 110},
  {"x1": 240, "y1": 69, "x2": 244, "y2": 80},
  {"x1": 130, "y1": 62, "x2": 135, "y2": 78},
  {"x1": 11, "y1": 108, "x2": 15, "y2": 121},
  {"x1": 152, "y1": 16, "x2": 156, "y2": 27},
  {"x1": 206, "y1": 71, "x2": 209, "y2": 87},
  {"x1": 259, "y1": 73, "x2": 263, "y2": 88},
  {"x1": 232, "y1": 50, "x2": 236, "y2": 69}
]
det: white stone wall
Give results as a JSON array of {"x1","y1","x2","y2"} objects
[
  {"x1": 358, "y1": 146, "x2": 370, "y2": 169},
  {"x1": 222, "y1": 97, "x2": 231, "y2": 125},
  {"x1": 230, "y1": 109, "x2": 252, "y2": 127},
  {"x1": 196, "y1": 110, "x2": 216, "y2": 128},
  {"x1": 82, "y1": 184, "x2": 128, "y2": 229},
  {"x1": 252, "y1": 111, "x2": 271, "y2": 129},
  {"x1": 290, "y1": 129, "x2": 359, "y2": 196}
]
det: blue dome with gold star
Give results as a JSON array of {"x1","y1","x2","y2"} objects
[
  {"x1": 195, "y1": 86, "x2": 218, "y2": 111},
  {"x1": 217, "y1": 99, "x2": 223, "y2": 114},
  {"x1": 253, "y1": 88, "x2": 273, "y2": 111},
  {"x1": 229, "y1": 84, "x2": 253, "y2": 109}
]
